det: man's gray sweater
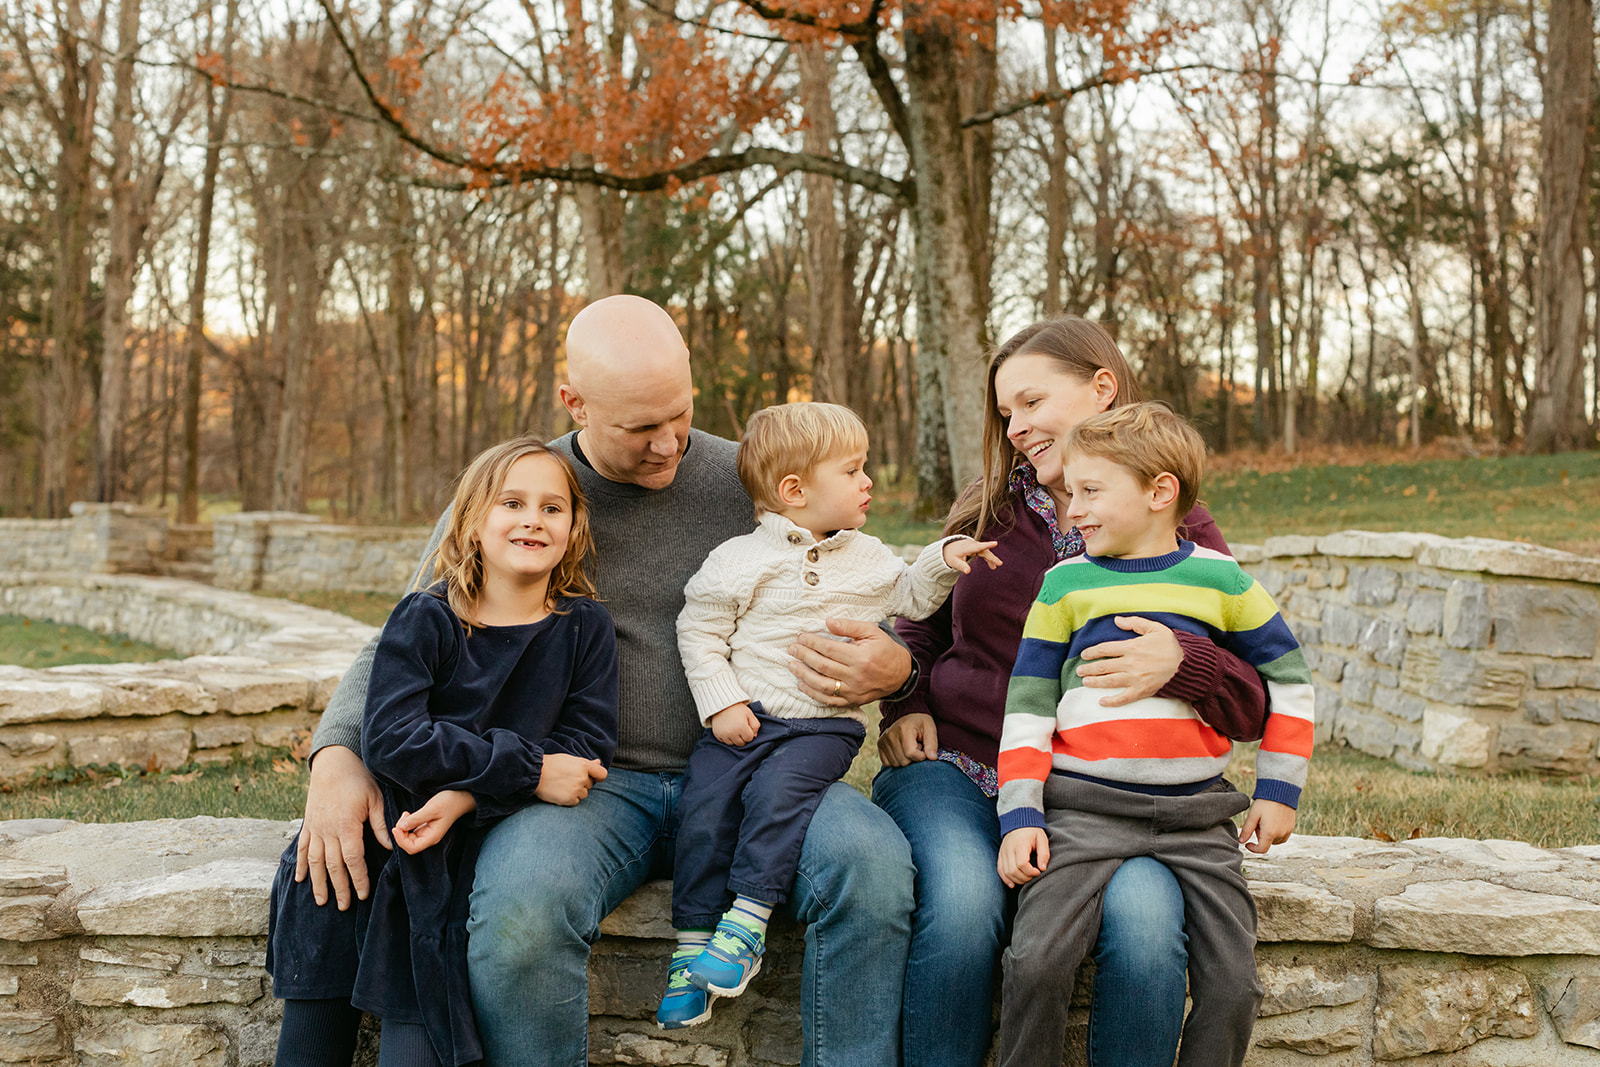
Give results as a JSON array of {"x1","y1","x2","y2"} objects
[{"x1": 311, "y1": 429, "x2": 753, "y2": 773}]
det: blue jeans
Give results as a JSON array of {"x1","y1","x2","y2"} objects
[
  {"x1": 466, "y1": 766, "x2": 913, "y2": 1067},
  {"x1": 873, "y1": 759, "x2": 1187, "y2": 1067}
]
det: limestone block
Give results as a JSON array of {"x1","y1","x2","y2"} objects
[
  {"x1": 193, "y1": 722, "x2": 254, "y2": 749},
  {"x1": 1444, "y1": 580, "x2": 1493, "y2": 649},
  {"x1": 1546, "y1": 975, "x2": 1600, "y2": 1050},
  {"x1": 72, "y1": 973, "x2": 262, "y2": 1007},
  {"x1": 1373, "y1": 964, "x2": 1536, "y2": 1060},
  {"x1": 0, "y1": 897, "x2": 59, "y2": 941},
  {"x1": 589, "y1": 1031, "x2": 729, "y2": 1067},
  {"x1": 1252, "y1": 1021, "x2": 1364, "y2": 1056},
  {"x1": 69, "y1": 728, "x2": 192, "y2": 771},
  {"x1": 1373, "y1": 685, "x2": 1424, "y2": 721},
  {"x1": 1350, "y1": 565, "x2": 1402, "y2": 606},
  {"x1": 76, "y1": 858, "x2": 275, "y2": 936},
  {"x1": 1252, "y1": 882, "x2": 1356, "y2": 943},
  {"x1": 1404, "y1": 837, "x2": 1565, "y2": 869},
  {"x1": 0, "y1": 978, "x2": 14, "y2": 996},
  {"x1": 1527, "y1": 694, "x2": 1561, "y2": 725},
  {"x1": 590, "y1": 943, "x2": 668, "y2": 1020},
  {"x1": 1322, "y1": 604, "x2": 1366, "y2": 648},
  {"x1": 1532, "y1": 691, "x2": 1600, "y2": 725},
  {"x1": 207, "y1": 948, "x2": 267, "y2": 968},
  {"x1": 1258, "y1": 963, "x2": 1373, "y2": 1015},
  {"x1": 1371, "y1": 880, "x2": 1600, "y2": 955},
  {"x1": 1535, "y1": 662, "x2": 1600, "y2": 690},
  {"x1": 600, "y1": 880, "x2": 675, "y2": 940},
  {"x1": 93, "y1": 677, "x2": 215, "y2": 718},
  {"x1": 750, "y1": 1004, "x2": 804, "y2": 1065},
  {"x1": 1498, "y1": 724, "x2": 1597, "y2": 774},
  {"x1": 1333, "y1": 708, "x2": 1398, "y2": 758},
  {"x1": 1419, "y1": 536, "x2": 1600, "y2": 583},
  {"x1": 194, "y1": 671, "x2": 310, "y2": 715},
  {"x1": 1420, "y1": 709, "x2": 1491, "y2": 768},
  {"x1": 1263, "y1": 535, "x2": 1319, "y2": 558},
  {"x1": 0, "y1": 731, "x2": 58, "y2": 757},
  {"x1": 237, "y1": 1021, "x2": 279, "y2": 1067},
  {"x1": 74, "y1": 1019, "x2": 228, "y2": 1066},
  {"x1": 1232, "y1": 544, "x2": 1265, "y2": 564},
  {"x1": 1493, "y1": 583, "x2": 1600, "y2": 658},
  {"x1": 1361, "y1": 616, "x2": 1407, "y2": 667},
  {"x1": 1406, "y1": 590, "x2": 1444, "y2": 634},
  {"x1": 0, "y1": 678, "x2": 106, "y2": 725},
  {"x1": 80, "y1": 945, "x2": 181, "y2": 971},
  {"x1": 0, "y1": 1011, "x2": 64, "y2": 1062},
  {"x1": 254, "y1": 722, "x2": 312, "y2": 749},
  {"x1": 1403, "y1": 646, "x2": 1525, "y2": 708},
  {"x1": 1319, "y1": 530, "x2": 1440, "y2": 559},
  {"x1": 0, "y1": 860, "x2": 67, "y2": 897}
]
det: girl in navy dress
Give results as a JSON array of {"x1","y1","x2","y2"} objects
[{"x1": 268, "y1": 436, "x2": 619, "y2": 1067}]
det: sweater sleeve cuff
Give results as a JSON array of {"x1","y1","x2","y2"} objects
[
  {"x1": 1253, "y1": 779, "x2": 1302, "y2": 809},
  {"x1": 1157, "y1": 631, "x2": 1221, "y2": 705},
  {"x1": 999, "y1": 808, "x2": 1048, "y2": 836},
  {"x1": 691, "y1": 673, "x2": 752, "y2": 726}
]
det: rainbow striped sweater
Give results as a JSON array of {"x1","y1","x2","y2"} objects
[{"x1": 997, "y1": 541, "x2": 1315, "y2": 837}]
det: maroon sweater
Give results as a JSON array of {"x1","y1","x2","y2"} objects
[{"x1": 886, "y1": 500, "x2": 1270, "y2": 769}]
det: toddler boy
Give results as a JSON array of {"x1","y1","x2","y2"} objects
[
  {"x1": 996, "y1": 401, "x2": 1314, "y2": 1067},
  {"x1": 658, "y1": 401, "x2": 1000, "y2": 1029}
]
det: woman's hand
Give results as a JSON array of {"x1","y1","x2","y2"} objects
[
  {"x1": 878, "y1": 713, "x2": 939, "y2": 767},
  {"x1": 788, "y1": 619, "x2": 913, "y2": 707},
  {"x1": 1076, "y1": 616, "x2": 1183, "y2": 707},
  {"x1": 295, "y1": 745, "x2": 392, "y2": 909}
]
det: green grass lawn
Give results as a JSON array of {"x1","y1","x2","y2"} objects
[
  {"x1": 0, "y1": 749, "x2": 312, "y2": 823},
  {"x1": 866, "y1": 449, "x2": 1600, "y2": 555},
  {"x1": 272, "y1": 590, "x2": 402, "y2": 627},
  {"x1": 0, "y1": 615, "x2": 177, "y2": 668}
]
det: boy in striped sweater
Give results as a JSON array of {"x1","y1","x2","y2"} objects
[{"x1": 995, "y1": 402, "x2": 1315, "y2": 1067}]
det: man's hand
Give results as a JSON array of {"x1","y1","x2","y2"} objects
[
  {"x1": 295, "y1": 745, "x2": 392, "y2": 910},
  {"x1": 788, "y1": 618, "x2": 913, "y2": 707},
  {"x1": 998, "y1": 827, "x2": 1050, "y2": 888},
  {"x1": 1077, "y1": 616, "x2": 1183, "y2": 707},
  {"x1": 393, "y1": 790, "x2": 477, "y2": 855},
  {"x1": 941, "y1": 537, "x2": 1003, "y2": 574},
  {"x1": 710, "y1": 702, "x2": 760, "y2": 746},
  {"x1": 536, "y1": 753, "x2": 608, "y2": 806},
  {"x1": 878, "y1": 713, "x2": 938, "y2": 767},
  {"x1": 1238, "y1": 799, "x2": 1297, "y2": 854}
]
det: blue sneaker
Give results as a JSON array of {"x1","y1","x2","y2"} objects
[
  {"x1": 686, "y1": 918, "x2": 764, "y2": 997},
  {"x1": 657, "y1": 957, "x2": 715, "y2": 1029}
]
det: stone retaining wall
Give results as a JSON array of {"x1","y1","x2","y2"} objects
[
  {"x1": 2, "y1": 818, "x2": 1598, "y2": 1065},
  {"x1": 1236, "y1": 532, "x2": 1600, "y2": 776},
  {"x1": 0, "y1": 575, "x2": 374, "y2": 778},
  {"x1": 212, "y1": 514, "x2": 430, "y2": 594},
  {"x1": 0, "y1": 505, "x2": 168, "y2": 577}
]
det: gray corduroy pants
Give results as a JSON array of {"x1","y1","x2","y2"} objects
[{"x1": 998, "y1": 775, "x2": 1264, "y2": 1067}]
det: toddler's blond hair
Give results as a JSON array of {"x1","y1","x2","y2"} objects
[{"x1": 737, "y1": 403, "x2": 869, "y2": 518}]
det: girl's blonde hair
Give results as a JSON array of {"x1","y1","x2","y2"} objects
[
  {"x1": 418, "y1": 435, "x2": 597, "y2": 629},
  {"x1": 944, "y1": 316, "x2": 1143, "y2": 539},
  {"x1": 737, "y1": 402, "x2": 869, "y2": 518}
]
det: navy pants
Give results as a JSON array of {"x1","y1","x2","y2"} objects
[{"x1": 672, "y1": 706, "x2": 865, "y2": 928}]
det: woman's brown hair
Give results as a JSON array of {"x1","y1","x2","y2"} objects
[
  {"x1": 943, "y1": 316, "x2": 1144, "y2": 539},
  {"x1": 417, "y1": 435, "x2": 597, "y2": 630}
]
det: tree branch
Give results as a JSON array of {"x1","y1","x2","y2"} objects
[{"x1": 313, "y1": 0, "x2": 913, "y2": 203}]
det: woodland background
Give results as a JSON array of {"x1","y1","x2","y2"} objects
[{"x1": 2, "y1": 0, "x2": 1598, "y2": 523}]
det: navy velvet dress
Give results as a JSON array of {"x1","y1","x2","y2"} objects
[{"x1": 268, "y1": 588, "x2": 618, "y2": 1067}]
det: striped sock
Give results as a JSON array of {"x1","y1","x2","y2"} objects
[
  {"x1": 723, "y1": 895, "x2": 774, "y2": 941},
  {"x1": 673, "y1": 928, "x2": 713, "y2": 970}
]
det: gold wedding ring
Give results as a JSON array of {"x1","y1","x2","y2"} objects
[{"x1": 833, "y1": 678, "x2": 842, "y2": 697}]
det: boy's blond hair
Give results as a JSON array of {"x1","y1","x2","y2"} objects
[
  {"x1": 738, "y1": 402, "x2": 869, "y2": 518},
  {"x1": 418, "y1": 435, "x2": 597, "y2": 630},
  {"x1": 1062, "y1": 402, "x2": 1206, "y2": 520}
]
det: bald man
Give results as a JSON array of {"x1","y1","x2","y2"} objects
[{"x1": 290, "y1": 295, "x2": 915, "y2": 1067}]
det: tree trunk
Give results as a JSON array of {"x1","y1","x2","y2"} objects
[
  {"x1": 1527, "y1": 0, "x2": 1594, "y2": 453},
  {"x1": 798, "y1": 43, "x2": 850, "y2": 405},
  {"x1": 903, "y1": 9, "x2": 988, "y2": 495},
  {"x1": 95, "y1": 0, "x2": 144, "y2": 503}
]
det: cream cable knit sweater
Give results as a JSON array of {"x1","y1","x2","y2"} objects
[{"x1": 677, "y1": 512, "x2": 960, "y2": 725}]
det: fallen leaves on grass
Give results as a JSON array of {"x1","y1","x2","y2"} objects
[
  {"x1": 168, "y1": 769, "x2": 202, "y2": 784},
  {"x1": 100, "y1": 778, "x2": 122, "y2": 791},
  {"x1": 273, "y1": 758, "x2": 298, "y2": 775},
  {"x1": 288, "y1": 731, "x2": 313, "y2": 761}
]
